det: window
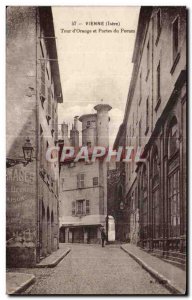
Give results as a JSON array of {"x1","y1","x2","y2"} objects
[
  {"x1": 86, "y1": 200, "x2": 90, "y2": 214},
  {"x1": 87, "y1": 141, "x2": 91, "y2": 148},
  {"x1": 61, "y1": 178, "x2": 65, "y2": 191},
  {"x1": 172, "y1": 17, "x2": 179, "y2": 61},
  {"x1": 68, "y1": 162, "x2": 76, "y2": 168},
  {"x1": 93, "y1": 177, "x2": 98, "y2": 186},
  {"x1": 145, "y1": 98, "x2": 149, "y2": 134},
  {"x1": 72, "y1": 200, "x2": 90, "y2": 216},
  {"x1": 47, "y1": 87, "x2": 52, "y2": 117},
  {"x1": 152, "y1": 151, "x2": 159, "y2": 180},
  {"x1": 168, "y1": 117, "x2": 179, "y2": 158},
  {"x1": 40, "y1": 61, "x2": 46, "y2": 99},
  {"x1": 156, "y1": 61, "x2": 161, "y2": 105},
  {"x1": 153, "y1": 188, "x2": 160, "y2": 238},
  {"x1": 76, "y1": 200, "x2": 84, "y2": 215},
  {"x1": 146, "y1": 40, "x2": 150, "y2": 78},
  {"x1": 52, "y1": 103, "x2": 55, "y2": 130},
  {"x1": 40, "y1": 40, "x2": 44, "y2": 57},
  {"x1": 72, "y1": 201, "x2": 76, "y2": 216},
  {"x1": 156, "y1": 9, "x2": 161, "y2": 40},
  {"x1": 46, "y1": 66, "x2": 50, "y2": 80},
  {"x1": 40, "y1": 134, "x2": 44, "y2": 167},
  {"x1": 139, "y1": 119, "x2": 142, "y2": 146},
  {"x1": 152, "y1": 147, "x2": 160, "y2": 239},
  {"x1": 129, "y1": 126, "x2": 132, "y2": 146},
  {"x1": 139, "y1": 71, "x2": 142, "y2": 105},
  {"x1": 132, "y1": 191, "x2": 135, "y2": 210},
  {"x1": 87, "y1": 121, "x2": 90, "y2": 127},
  {"x1": 168, "y1": 169, "x2": 180, "y2": 237},
  {"x1": 141, "y1": 167, "x2": 148, "y2": 240},
  {"x1": 77, "y1": 174, "x2": 85, "y2": 188}
]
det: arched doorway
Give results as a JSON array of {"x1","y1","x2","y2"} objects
[
  {"x1": 140, "y1": 165, "x2": 148, "y2": 248},
  {"x1": 41, "y1": 201, "x2": 47, "y2": 257},
  {"x1": 151, "y1": 145, "x2": 160, "y2": 250}
]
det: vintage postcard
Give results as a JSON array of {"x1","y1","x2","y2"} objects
[{"x1": 6, "y1": 6, "x2": 187, "y2": 295}]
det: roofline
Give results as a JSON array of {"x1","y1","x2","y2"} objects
[
  {"x1": 39, "y1": 7, "x2": 63, "y2": 103},
  {"x1": 79, "y1": 113, "x2": 97, "y2": 122},
  {"x1": 123, "y1": 7, "x2": 152, "y2": 124}
]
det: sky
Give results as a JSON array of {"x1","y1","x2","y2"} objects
[{"x1": 52, "y1": 6, "x2": 140, "y2": 146}]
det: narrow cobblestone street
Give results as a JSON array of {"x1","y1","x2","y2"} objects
[{"x1": 20, "y1": 244, "x2": 170, "y2": 295}]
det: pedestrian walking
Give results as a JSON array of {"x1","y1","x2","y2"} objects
[{"x1": 100, "y1": 226, "x2": 106, "y2": 247}]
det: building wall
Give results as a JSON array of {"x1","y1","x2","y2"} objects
[
  {"x1": 125, "y1": 8, "x2": 186, "y2": 194},
  {"x1": 123, "y1": 7, "x2": 186, "y2": 254},
  {"x1": 6, "y1": 7, "x2": 62, "y2": 266},
  {"x1": 6, "y1": 6, "x2": 38, "y2": 267},
  {"x1": 36, "y1": 10, "x2": 60, "y2": 257},
  {"x1": 59, "y1": 160, "x2": 105, "y2": 226}
]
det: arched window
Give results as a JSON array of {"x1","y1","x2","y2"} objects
[
  {"x1": 167, "y1": 117, "x2": 180, "y2": 238},
  {"x1": 168, "y1": 117, "x2": 179, "y2": 158},
  {"x1": 141, "y1": 166, "x2": 148, "y2": 241},
  {"x1": 152, "y1": 146, "x2": 160, "y2": 240}
]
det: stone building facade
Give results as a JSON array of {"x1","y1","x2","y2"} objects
[
  {"x1": 59, "y1": 104, "x2": 111, "y2": 243},
  {"x1": 6, "y1": 7, "x2": 63, "y2": 266},
  {"x1": 120, "y1": 7, "x2": 187, "y2": 264}
]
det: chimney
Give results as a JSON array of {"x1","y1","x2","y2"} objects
[
  {"x1": 74, "y1": 116, "x2": 79, "y2": 130},
  {"x1": 70, "y1": 116, "x2": 79, "y2": 148},
  {"x1": 61, "y1": 122, "x2": 68, "y2": 139}
]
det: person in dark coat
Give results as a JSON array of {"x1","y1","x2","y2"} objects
[{"x1": 100, "y1": 226, "x2": 106, "y2": 247}]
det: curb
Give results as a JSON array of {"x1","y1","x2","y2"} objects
[
  {"x1": 7, "y1": 274, "x2": 36, "y2": 295},
  {"x1": 36, "y1": 248, "x2": 71, "y2": 268},
  {"x1": 120, "y1": 246, "x2": 185, "y2": 295}
]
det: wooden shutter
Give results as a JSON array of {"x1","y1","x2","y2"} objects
[
  {"x1": 72, "y1": 201, "x2": 76, "y2": 216},
  {"x1": 80, "y1": 174, "x2": 85, "y2": 188},
  {"x1": 86, "y1": 200, "x2": 90, "y2": 215}
]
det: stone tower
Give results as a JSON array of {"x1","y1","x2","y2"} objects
[
  {"x1": 79, "y1": 114, "x2": 97, "y2": 147},
  {"x1": 94, "y1": 104, "x2": 112, "y2": 148}
]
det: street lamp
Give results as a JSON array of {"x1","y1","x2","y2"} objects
[
  {"x1": 23, "y1": 137, "x2": 34, "y2": 162},
  {"x1": 6, "y1": 137, "x2": 34, "y2": 168},
  {"x1": 120, "y1": 201, "x2": 124, "y2": 210}
]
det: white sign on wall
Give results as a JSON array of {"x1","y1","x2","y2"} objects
[{"x1": 108, "y1": 215, "x2": 115, "y2": 242}]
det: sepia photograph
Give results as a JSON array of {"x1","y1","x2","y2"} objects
[{"x1": 6, "y1": 5, "x2": 187, "y2": 295}]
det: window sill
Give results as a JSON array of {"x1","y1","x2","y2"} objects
[
  {"x1": 155, "y1": 97, "x2": 161, "y2": 112},
  {"x1": 75, "y1": 213, "x2": 86, "y2": 217},
  {"x1": 170, "y1": 52, "x2": 180, "y2": 75}
]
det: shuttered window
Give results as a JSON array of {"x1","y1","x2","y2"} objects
[
  {"x1": 93, "y1": 177, "x2": 98, "y2": 186},
  {"x1": 77, "y1": 174, "x2": 85, "y2": 188}
]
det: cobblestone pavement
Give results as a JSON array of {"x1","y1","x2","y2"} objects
[{"x1": 20, "y1": 244, "x2": 170, "y2": 295}]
